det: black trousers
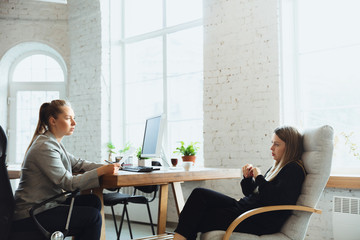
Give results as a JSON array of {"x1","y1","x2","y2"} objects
[
  {"x1": 12, "y1": 194, "x2": 102, "y2": 240},
  {"x1": 174, "y1": 187, "x2": 259, "y2": 240}
]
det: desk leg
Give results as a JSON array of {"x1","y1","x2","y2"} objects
[
  {"x1": 157, "y1": 184, "x2": 169, "y2": 234},
  {"x1": 82, "y1": 188, "x2": 106, "y2": 240},
  {"x1": 171, "y1": 182, "x2": 185, "y2": 215}
]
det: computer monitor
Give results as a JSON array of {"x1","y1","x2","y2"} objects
[{"x1": 141, "y1": 114, "x2": 166, "y2": 159}]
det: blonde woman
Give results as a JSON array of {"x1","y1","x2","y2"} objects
[
  {"x1": 12, "y1": 100, "x2": 120, "y2": 240},
  {"x1": 174, "y1": 126, "x2": 305, "y2": 240}
]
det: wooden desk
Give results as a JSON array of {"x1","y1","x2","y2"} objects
[
  {"x1": 8, "y1": 166, "x2": 242, "y2": 239},
  {"x1": 7, "y1": 164, "x2": 21, "y2": 179},
  {"x1": 99, "y1": 167, "x2": 242, "y2": 239}
]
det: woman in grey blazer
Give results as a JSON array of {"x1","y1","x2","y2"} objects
[{"x1": 12, "y1": 100, "x2": 120, "y2": 240}]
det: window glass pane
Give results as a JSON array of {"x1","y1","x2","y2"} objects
[
  {"x1": 299, "y1": 47, "x2": 360, "y2": 110},
  {"x1": 124, "y1": 0, "x2": 162, "y2": 37},
  {"x1": 167, "y1": 27, "x2": 203, "y2": 77},
  {"x1": 125, "y1": 37, "x2": 163, "y2": 123},
  {"x1": 298, "y1": 0, "x2": 360, "y2": 53},
  {"x1": 15, "y1": 91, "x2": 59, "y2": 163},
  {"x1": 284, "y1": 0, "x2": 360, "y2": 174},
  {"x1": 166, "y1": 0, "x2": 202, "y2": 27},
  {"x1": 168, "y1": 27, "x2": 203, "y2": 121},
  {"x1": 119, "y1": 1, "x2": 203, "y2": 164},
  {"x1": 168, "y1": 73, "x2": 203, "y2": 120},
  {"x1": 13, "y1": 54, "x2": 64, "y2": 82},
  {"x1": 169, "y1": 120, "x2": 203, "y2": 165},
  {"x1": 125, "y1": 38, "x2": 163, "y2": 84},
  {"x1": 126, "y1": 123, "x2": 145, "y2": 150},
  {"x1": 125, "y1": 80, "x2": 163, "y2": 123}
]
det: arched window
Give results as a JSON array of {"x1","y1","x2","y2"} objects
[{"x1": 5, "y1": 44, "x2": 67, "y2": 164}]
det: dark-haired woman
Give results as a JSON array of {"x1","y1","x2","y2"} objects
[
  {"x1": 12, "y1": 100, "x2": 120, "y2": 240},
  {"x1": 173, "y1": 126, "x2": 306, "y2": 240}
]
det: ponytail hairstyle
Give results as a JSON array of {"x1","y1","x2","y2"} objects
[
  {"x1": 25, "y1": 100, "x2": 70, "y2": 154},
  {"x1": 265, "y1": 126, "x2": 304, "y2": 181}
]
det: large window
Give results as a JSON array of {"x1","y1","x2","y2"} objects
[
  {"x1": 111, "y1": 0, "x2": 203, "y2": 163},
  {"x1": 281, "y1": 0, "x2": 360, "y2": 175},
  {"x1": 8, "y1": 53, "x2": 66, "y2": 163}
]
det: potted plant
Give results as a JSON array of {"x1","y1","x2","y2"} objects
[
  {"x1": 136, "y1": 146, "x2": 142, "y2": 160},
  {"x1": 106, "y1": 141, "x2": 116, "y2": 162},
  {"x1": 173, "y1": 141, "x2": 200, "y2": 165},
  {"x1": 116, "y1": 142, "x2": 131, "y2": 162}
]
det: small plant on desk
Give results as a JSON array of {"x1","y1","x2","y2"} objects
[
  {"x1": 173, "y1": 141, "x2": 200, "y2": 164},
  {"x1": 116, "y1": 142, "x2": 131, "y2": 162},
  {"x1": 106, "y1": 141, "x2": 116, "y2": 162},
  {"x1": 136, "y1": 146, "x2": 142, "y2": 160}
]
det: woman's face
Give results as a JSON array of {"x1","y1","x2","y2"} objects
[
  {"x1": 50, "y1": 106, "x2": 76, "y2": 138},
  {"x1": 270, "y1": 133, "x2": 286, "y2": 162}
]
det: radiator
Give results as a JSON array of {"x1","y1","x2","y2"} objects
[
  {"x1": 104, "y1": 187, "x2": 159, "y2": 224},
  {"x1": 333, "y1": 196, "x2": 360, "y2": 240}
]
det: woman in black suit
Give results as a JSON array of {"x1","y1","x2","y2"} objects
[{"x1": 173, "y1": 126, "x2": 305, "y2": 240}]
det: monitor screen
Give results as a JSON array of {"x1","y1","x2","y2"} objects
[{"x1": 141, "y1": 115, "x2": 164, "y2": 158}]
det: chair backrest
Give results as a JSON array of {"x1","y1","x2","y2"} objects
[
  {"x1": 0, "y1": 125, "x2": 15, "y2": 239},
  {"x1": 281, "y1": 125, "x2": 334, "y2": 240}
]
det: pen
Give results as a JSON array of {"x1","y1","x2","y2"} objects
[{"x1": 104, "y1": 160, "x2": 114, "y2": 164}]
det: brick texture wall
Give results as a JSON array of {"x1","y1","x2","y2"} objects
[
  {"x1": 202, "y1": 0, "x2": 280, "y2": 195},
  {"x1": 1, "y1": 0, "x2": 359, "y2": 239},
  {"x1": 66, "y1": 0, "x2": 110, "y2": 162}
]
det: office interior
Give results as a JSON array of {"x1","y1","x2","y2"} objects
[{"x1": 1, "y1": 0, "x2": 359, "y2": 239}]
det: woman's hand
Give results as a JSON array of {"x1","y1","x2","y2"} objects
[
  {"x1": 251, "y1": 167, "x2": 261, "y2": 178},
  {"x1": 242, "y1": 164, "x2": 253, "y2": 178},
  {"x1": 97, "y1": 162, "x2": 121, "y2": 176}
]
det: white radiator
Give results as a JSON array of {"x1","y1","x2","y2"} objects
[
  {"x1": 104, "y1": 187, "x2": 159, "y2": 224},
  {"x1": 333, "y1": 196, "x2": 360, "y2": 240}
]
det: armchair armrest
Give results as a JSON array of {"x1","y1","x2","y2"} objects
[{"x1": 222, "y1": 205, "x2": 322, "y2": 240}]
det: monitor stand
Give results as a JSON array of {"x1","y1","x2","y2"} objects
[{"x1": 158, "y1": 147, "x2": 170, "y2": 168}]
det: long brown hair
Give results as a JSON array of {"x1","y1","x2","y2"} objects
[
  {"x1": 265, "y1": 126, "x2": 304, "y2": 181},
  {"x1": 25, "y1": 99, "x2": 70, "y2": 154}
]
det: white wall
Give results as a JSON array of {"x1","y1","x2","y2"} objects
[
  {"x1": 65, "y1": 0, "x2": 109, "y2": 162},
  {"x1": 1, "y1": 0, "x2": 359, "y2": 239},
  {"x1": 0, "y1": 0, "x2": 69, "y2": 130}
]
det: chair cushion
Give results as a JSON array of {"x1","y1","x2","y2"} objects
[
  {"x1": 297, "y1": 125, "x2": 333, "y2": 207},
  {"x1": 281, "y1": 125, "x2": 333, "y2": 240},
  {"x1": 200, "y1": 231, "x2": 290, "y2": 240},
  {"x1": 103, "y1": 192, "x2": 131, "y2": 206},
  {"x1": 127, "y1": 195, "x2": 149, "y2": 204}
]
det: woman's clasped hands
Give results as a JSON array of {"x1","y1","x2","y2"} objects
[{"x1": 242, "y1": 164, "x2": 261, "y2": 179}]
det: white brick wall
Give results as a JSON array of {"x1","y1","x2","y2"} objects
[
  {"x1": 66, "y1": 0, "x2": 109, "y2": 162},
  {"x1": 203, "y1": 0, "x2": 280, "y2": 174},
  {"x1": 0, "y1": 0, "x2": 69, "y2": 143},
  {"x1": 1, "y1": 0, "x2": 359, "y2": 239}
]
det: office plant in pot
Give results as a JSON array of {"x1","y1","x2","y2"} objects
[
  {"x1": 106, "y1": 141, "x2": 116, "y2": 162},
  {"x1": 174, "y1": 141, "x2": 200, "y2": 165},
  {"x1": 116, "y1": 142, "x2": 131, "y2": 162}
]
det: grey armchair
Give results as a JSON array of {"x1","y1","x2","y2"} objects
[{"x1": 201, "y1": 125, "x2": 334, "y2": 240}]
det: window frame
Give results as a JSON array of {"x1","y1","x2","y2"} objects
[
  {"x1": 280, "y1": 0, "x2": 360, "y2": 182},
  {"x1": 7, "y1": 51, "x2": 67, "y2": 164},
  {"x1": 110, "y1": 0, "x2": 204, "y2": 163}
]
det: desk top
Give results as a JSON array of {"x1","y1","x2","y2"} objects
[
  {"x1": 7, "y1": 164, "x2": 21, "y2": 179},
  {"x1": 101, "y1": 167, "x2": 242, "y2": 188}
]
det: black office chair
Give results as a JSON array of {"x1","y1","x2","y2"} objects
[
  {"x1": 103, "y1": 185, "x2": 159, "y2": 240},
  {"x1": 0, "y1": 125, "x2": 77, "y2": 240}
]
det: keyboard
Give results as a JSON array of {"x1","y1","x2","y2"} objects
[{"x1": 121, "y1": 166, "x2": 160, "y2": 172}]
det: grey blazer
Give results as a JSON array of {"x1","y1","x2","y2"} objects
[{"x1": 13, "y1": 131, "x2": 103, "y2": 220}]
